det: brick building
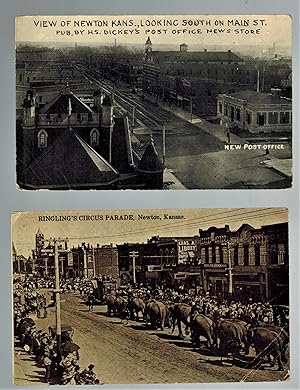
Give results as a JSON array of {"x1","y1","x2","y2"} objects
[
  {"x1": 197, "y1": 222, "x2": 288, "y2": 302},
  {"x1": 142, "y1": 39, "x2": 292, "y2": 120}
]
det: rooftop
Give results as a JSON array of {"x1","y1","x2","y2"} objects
[
  {"x1": 20, "y1": 129, "x2": 119, "y2": 189},
  {"x1": 222, "y1": 90, "x2": 292, "y2": 105},
  {"x1": 148, "y1": 50, "x2": 243, "y2": 63}
]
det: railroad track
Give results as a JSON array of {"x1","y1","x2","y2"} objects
[{"x1": 78, "y1": 65, "x2": 169, "y2": 128}]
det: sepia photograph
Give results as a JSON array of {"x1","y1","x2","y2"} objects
[
  {"x1": 12, "y1": 208, "x2": 290, "y2": 385},
  {"x1": 16, "y1": 15, "x2": 292, "y2": 190}
]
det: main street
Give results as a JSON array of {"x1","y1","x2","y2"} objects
[
  {"x1": 76, "y1": 65, "x2": 291, "y2": 189},
  {"x1": 14, "y1": 292, "x2": 289, "y2": 385}
]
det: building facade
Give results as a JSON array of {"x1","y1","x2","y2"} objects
[
  {"x1": 217, "y1": 89, "x2": 292, "y2": 134},
  {"x1": 18, "y1": 85, "x2": 164, "y2": 190},
  {"x1": 197, "y1": 222, "x2": 288, "y2": 302}
]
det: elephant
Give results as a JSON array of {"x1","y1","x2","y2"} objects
[
  {"x1": 213, "y1": 319, "x2": 248, "y2": 357},
  {"x1": 168, "y1": 303, "x2": 192, "y2": 339},
  {"x1": 106, "y1": 294, "x2": 117, "y2": 316},
  {"x1": 144, "y1": 300, "x2": 168, "y2": 330},
  {"x1": 245, "y1": 326, "x2": 286, "y2": 371},
  {"x1": 262, "y1": 325, "x2": 289, "y2": 364},
  {"x1": 128, "y1": 297, "x2": 145, "y2": 321},
  {"x1": 114, "y1": 296, "x2": 129, "y2": 318},
  {"x1": 189, "y1": 314, "x2": 215, "y2": 349}
]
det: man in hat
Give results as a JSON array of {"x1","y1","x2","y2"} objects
[{"x1": 76, "y1": 364, "x2": 99, "y2": 384}]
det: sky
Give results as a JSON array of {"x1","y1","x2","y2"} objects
[
  {"x1": 15, "y1": 15, "x2": 292, "y2": 48},
  {"x1": 12, "y1": 208, "x2": 288, "y2": 258}
]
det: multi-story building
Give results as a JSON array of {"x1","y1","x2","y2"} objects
[
  {"x1": 32, "y1": 229, "x2": 70, "y2": 278},
  {"x1": 71, "y1": 243, "x2": 118, "y2": 278},
  {"x1": 142, "y1": 39, "x2": 292, "y2": 120},
  {"x1": 116, "y1": 222, "x2": 288, "y2": 302},
  {"x1": 197, "y1": 222, "x2": 288, "y2": 303},
  {"x1": 18, "y1": 86, "x2": 164, "y2": 190},
  {"x1": 142, "y1": 38, "x2": 259, "y2": 118}
]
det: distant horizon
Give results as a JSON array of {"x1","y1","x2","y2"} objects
[{"x1": 15, "y1": 40, "x2": 292, "y2": 58}]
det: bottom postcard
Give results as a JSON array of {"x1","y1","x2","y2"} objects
[{"x1": 12, "y1": 208, "x2": 290, "y2": 385}]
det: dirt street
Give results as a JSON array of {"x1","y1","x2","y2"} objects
[{"x1": 14, "y1": 292, "x2": 288, "y2": 385}]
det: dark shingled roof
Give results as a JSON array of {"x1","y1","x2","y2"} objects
[
  {"x1": 111, "y1": 116, "x2": 134, "y2": 173},
  {"x1": 149, "y1": 50, "x2": 243, "y2": 63},
  {"x1": 21, "y1": 129, "x2": 119, "y2": 189},
  {"x1": 40, "y1": 91, "x2": 93, "y2": 115},
  {"x1": 137, "y1": 143, "x2": 164, "y2": 172},
  {"x1": 224, "y1": 90, "x2": 292, "y2": 105}
]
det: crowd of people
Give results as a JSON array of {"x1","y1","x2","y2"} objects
[
  {"x1": 100, "y1": 283, "x2": 288, "y2": 328},
  {"x1": 13, "y1": 276, "x2": 100, "y2": 385},
  {"x1": 13, "y1": 273, "x2": 289, "y2": 384}
]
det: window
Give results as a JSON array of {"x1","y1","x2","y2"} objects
[
  {"x1": 234, "y1": 246, "x2": 239, "y2": 266},
  {"x1": 90, "y1": 128, "x2": 99, "y2": 146},
  {"x1": 257, "y1": 113, "x2": 266, "y2": 126},
  {"x1": 205, "y1": 246, "x2": 209, "y2": 263},
  {"x1": 236, "y1": 108, "x2": 241, "y2": 121},
  {"x1": 219, "y1": 102, "x2": 223, "y2": 114},
  {"x1": 37, "y1": 130, "x2": 48, "y2": 148},
  {"x1": 246, "y1": 111, "x2": 252, "y2": 124},
  {"x1": 243, "y1": 244, "x2": 249, "y2": 266},
  {"x1": 268, "y1": 112, "x2": 278, "y2": 124},
  {"x1": 255, "y1": 244, "x2": 260, "y2": 266},
  {"x1": 50, "y1": 114, "x2": 58, "y2": 124},
  {"x1": 211, "y1": 245, "x2": 216, "y2": 264},
  {"x1": 19, "y1": 74, "x2": 23, "y2": 82},
  {"x1": 219, "y1": 246, "x2": 224, "y2": 264},
  {"x1": 224, "y1": 104, "x2": 228, "y2": 117},
  {"x1": 270, "y1": 243, "x2": 278, "y2": 265},
  {"x1": 80, "y1": 113, "x2": 88, "y2": 123},
  {"x1": 280, "y1": 112, "x2": 290, "y2": 124}
]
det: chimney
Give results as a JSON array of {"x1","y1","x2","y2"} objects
[
  {"x1": 271, "y1": 88, "x2": 281, "y2": 96},
  {"x1": 97, "y1": 243, "x2": 100, "y2": 248}
]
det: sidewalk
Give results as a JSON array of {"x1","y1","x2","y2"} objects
[
  {"x1": 143, "y1": 93, "x2": 243, "y2": 144},
  {"x1": 164, "y1": 168, "x2": 186, "y2": 189},
  {"x1": 142, "y1": 93, "x2": 292, "y2": 182},
  {"x1": 14, "y1": 339, "x2": 46, "y2": 386}
]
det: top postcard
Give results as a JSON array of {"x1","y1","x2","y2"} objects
[{"x1": 15, "y1": 15, "x2": 292, "y2": 190}]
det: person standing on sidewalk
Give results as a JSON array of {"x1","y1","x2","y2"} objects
[{"x1": 225, "y1": 123, "x2": 231, "y2": 144}]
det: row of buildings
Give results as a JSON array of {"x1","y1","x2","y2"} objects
[
  {"x1": 13, "y1": 222, "x2": 288, "y2": 303},
  {"x1": 142, "y1": 38, "x2": 292, "y2": 132},
  {"x1": 17, "y1": 40, "x2": 292, "y2": 132}
]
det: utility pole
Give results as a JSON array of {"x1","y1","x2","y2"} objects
[
  {"x1": 81, "y1": 245, "x2": 88, "y2": 278},
  {"x1": 256, "y1": 67, "x2": 260, "y2": 92},
  {"x1": 54, "y1": 240, "x2": 62, "y2": 350},
  {"x1": 45, "y1": 237, "x2": 69, "y2": 352},
  {"x1": 227, "y1": 243, "x2": 234, "y2": 296},
  {"x1": 190, "y1": 84, "x2": 193, "y2": 122},
  {"x1": 132, "y1": 106, "x2": 135, "y2": 129},
  {"x1": 92, "y1": 247, "x2": 96, "y2": 277},
  {"x1": 129, "y1": 251, "x2": 138, "y2": 284},
  {"x1": 162, "y1": 122, "x2": 166, "y2": 166}
]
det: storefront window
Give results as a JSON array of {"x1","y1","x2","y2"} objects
[
  {"x1": 280, "y1": 112, "x2": 290, "y2": 124},
  {"x1": 268, "y1": 112, "x2": 278, "y2": 124}
]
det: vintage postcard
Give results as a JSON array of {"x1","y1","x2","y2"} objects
[
  {"x1": 16, "y1": 15, "x2": 292, "y2": 190},
  {"x1": 12, "y1": 208, "x2": 290, "y2": 385}
]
